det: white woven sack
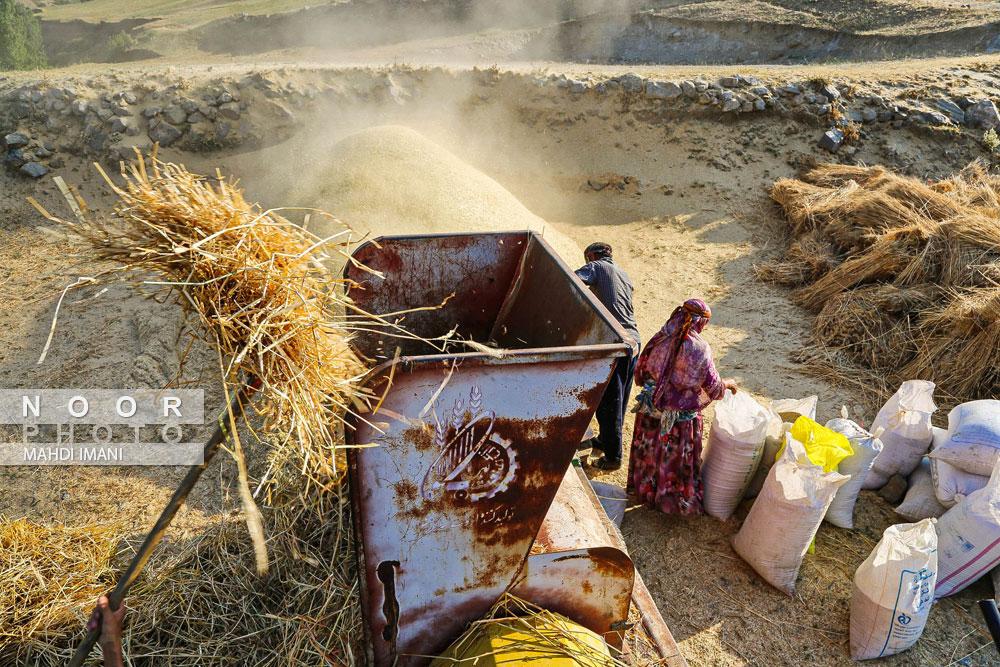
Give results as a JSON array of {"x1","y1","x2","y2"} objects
[
  {"x1": 929, "y1": 427, "x2": 989, "y2": 508},
  {"x1": 895, "y1": 458, "x2": 947, "y2": 521},
  {"x1": 731, "y1": 434, "x2": 848, "y2": 595},
  {"x1": 935, "y1": 459, "x2": 1000, "y2": 598},
  {"x1": 743, "y1": 408, "x2": 785, "y2": 499},
  {"x1": 770, "y1": 395, "x2": 817, "y2": 422},
  {"x1": 825, "y1": 414, "x2": 883, "y2": 529},
  {"x1": 702, "y1": 390, "x2": 771, "y2": 520},
  {"x1": 864, "y1": 381, "x2": 936, "y2": 489},
  {"x1": 934, "y1": 400, "x2": 1000, "y2": 477},
  {"x1": 850, "y1": 519, "x2": 937, "y2": 660}
]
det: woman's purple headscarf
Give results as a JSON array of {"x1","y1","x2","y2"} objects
[{"x1": 636, "y1": 298, "x2": 725, "y2": 412}]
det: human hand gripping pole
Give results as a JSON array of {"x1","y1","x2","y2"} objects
[{"x1": 68, "y1": 377, "x2": 261, "y2": 667}]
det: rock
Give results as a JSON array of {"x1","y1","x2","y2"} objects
[
  {"x1": 122, "y1": 91, "x2": 137, "y2": 105},
  {"x1": 182, "y1": 100, "x2": 199, "y2": 113},
  {"x1": 186, "y1": 111, "x2": 206, "y2": 124},
  {"x1": 817, "y1": 104, "x2": 831, "y2": 116},
  {"x1": 861, "y1": 109, "x2": 878, "y2": 123},
  {"x1": 20, "y1": 161, "x2": 48, "y2": 178},
  {"x1": 694, "y1": 80, "x2": 709, "y2": 93},
  {"x1": 722, "y1": 99, "x2": 741, "y2": 112},
  {"x1": 567, "y1": 79, "x2": 586, "y2": 93},
  {"x1": 721, "y1": 91, "x2": 735, "y2": 102},
  {"x1": 645, "y1": 81, "x2": 682, "y2": 100},
  {"x1": 754, "y1": 99, "x2": 766, "y2": 111},
  {"x1": 870, "y1": 94, "x2": 885, "y2": 106},
  {"x1": 877, "y1": 474, "x2": 908, "y2": 505},
  {"x1": 966, "y1": 100, "x2": 1000, "y2": 129},
  {"x1": 34, "y1": 146, "x2": 52, "y2": 157},
  {"x1": 719, "y1": 76, "x2": 740, "y2": 88},
  {"x1": 618, "y1": 73, "x2": 644, "y2": 92},
  {"x1": 143, "y1": 106, "x2": 161, "y2": 118},
  {"x1": 97, "y1": 107, "x2": 114, "y2": 122},
  {"x1": 739, "y1": 75, "x2": 764, "y2": 87},
  {"x1": 752, "y1": 86, "x2": 770, "y2": 97},
  {"x1": 70, "y1": 100, "x2": 87, "y2": 116},
  {"x1": 697, "y1": 93, "x2": 713, "y2": 104},
  {"x1": 780, "y1": 85, "x2": 801, "y2": 96},
  {"x1": 892, "y1": 119, "x2": 905, "y2": 128},
  {"x1": 3, "y1": 149, "x2": 27, "y2": 169},
  {"x1": 126, "y1": 123, "x2": 141, "y2": 137},
  {"x1": 88, "y1": 132, "x2": 109, "y2": 151},
  {"x1": 877, "y1": 110, "x2": 894, "y2": 122},
  {"x1": 198, "y1": 104, "x2": 213, "y2": 117},
  {"x1": 937, "y1": 98, "x2": 965, "y2": 124},
  {"x1": 217, "y1": 102, "x2": 241, "y2": 120},
  {"x1": 112, "y1": 103, "x2": 133, "y2": 117},
  {"x1": 819, "y1": 128, "x2": 845, "y2": 153},
  {"x1": 110, "y1": 117, "x2": 131, "y2": 134},
  {"x1": 955, "y1": 96, "x2": 976, "y2": 110},
  {"x1": 217, "y1": 91, "x2": 234, "y2": 104},
  {"x1": 164, "y1": 106, "x2": 187, "y2": 125},
  {"x1": 215, "y1": 121, "x2": 231, "y2": 143},
  {"x1": 845, "y1": 109, "x2": 864, "y2": 123},
  {"x1": 12, "y1": 102, "x2": 31, "y2": 119},
  {"x1": 148, "y1": 122, "x2": 182, "y2": 147},
  {"x1": 50, "y1": 156, "x2": 65, "y2": 169},
  {"x1": 4, "y1": 132, "x2": 30, "y2": 149},
  {"x1": 922, "y1": 111, "x2": 951, "y2": 125},
  {"x1": 680, "y1": 80, "x2": 697, "y2": 98},
  {"x1": 821, "y1": 84, "x2": 841, "y2": 100}
]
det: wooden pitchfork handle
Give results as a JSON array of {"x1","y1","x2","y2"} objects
[{"x1": 68, "y1": 378, "x2": 260, "y2": 667}]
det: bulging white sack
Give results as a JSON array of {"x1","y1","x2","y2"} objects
[
  {"x1": 935, "y1": 459, "x2": 1000, "y2": 598},
  {"x1": 743, "y1": 408, "x2": 785, "y2": 499},
  {"x1": 864, "y1": 381, "x2": 937, "y2": 489},
  {"x1": 895, "y1": 458, "x2": 947, "y2": 521},
  {"x1": 771, "y1": 395, "x2": 818, "y2": 422},
  {"x1": 731, "y1": 434, "x2": 848, "y2": 595},
  {"x1": 850, "y1": 519, "x2": 937, "y2": 661},
  {"x1": 934, "y1": 400, "x2": 1000, "y2": 477},
  {"x1": 702, "y1": 390, "x2": 771, "y2": 520},
  {"x1": 929, "y1": 427, "x2": 989, "y2": 508},
  {"x1": 825, "y1": 416, "x2": 883, "y2": 529}
]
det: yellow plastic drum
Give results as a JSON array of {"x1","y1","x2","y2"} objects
[{"x1": 430, "y1": 610, "x2": 613, "y2": 667}]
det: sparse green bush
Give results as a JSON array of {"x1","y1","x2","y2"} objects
[
  {"x1": 984, "y1": 128, "x2": 1000, "y2": 154},
  {"x1": 106, "y1": 30, "x2": 137, "y2": 56},
  {"x1": 0, "y1": 0, "x2": 47, "y2": 70}
]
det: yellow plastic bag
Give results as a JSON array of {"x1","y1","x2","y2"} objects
[{"x1": 777, "y1": 416, "x2": 853, "y2": 552}]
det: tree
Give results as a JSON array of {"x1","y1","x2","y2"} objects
[{"x1": 0, "y1": 0, "x2": 47, "y2": 71}]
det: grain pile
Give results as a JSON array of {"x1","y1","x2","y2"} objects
[
  {"x1": 286, "y1": 125, "x2": 583, "y2": 263},
  {"x1": 762, "y1": 162, "x2": 1000, "y2": 403}
]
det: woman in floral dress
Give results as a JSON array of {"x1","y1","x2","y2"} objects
[{"x1": 628, "y1": 298, "x2": 737, "y2": 515}]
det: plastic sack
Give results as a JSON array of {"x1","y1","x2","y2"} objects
[
  {"x1": 731, "y1": 434, "x2": 848, "y2": 595},
  {"x1": 702, "y1": 391, "x2": 771, "y2": 520},
  {"x1": 771, "y1": 395, "x2": 818, "y2": 423},
  {"x1": 825, "y1": 414, "x2": 884, "y2": 529},
  {"x1": 929, "y1": 427, "x2": 989, "y2": 509},
  {"x1": 744, "y1": 408, "x2": 785, "y2": 499},
  {"x1": 864, "y1": 381, "x2": 937, "y2": 489},
  {"x1": 850, "y1": 519, "x2": 937, "y2": 660},
  {"x1": 895, "y1": 458, "x2": 947, "y2": 521},
  {"x1": 933, "y1": 400, "x2": 1000, "y2": 477},
  {"x1": 935, "y1": 459, "x2": 1000, "y2": 598}
]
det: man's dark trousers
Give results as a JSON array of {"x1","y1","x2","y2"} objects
[{"x1": 594, "y1": 350, "x2": 639, "y2": 462}]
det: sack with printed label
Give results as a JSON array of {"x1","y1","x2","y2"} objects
[
  {"x1": 850, "y1": 519, "x2": 937, "y2": 660},
  {"x1": 702, "y1": 390, "x2": 771, "y2": 520},
  {"x1": 825, "y1": 411, "x2": 884, "y2": 529},
  {"x1": 731, "y1": 434, "x2": 848, "y2": 595},
  {"x1": 929, "y1": 427, "x2": 989, "y2": 509},
  {"x1": 935, "y1": 459, "x2": 1000, "y2": 598},
  {"x1": 933, "y1": 400, "x2": 1000, "y2": 477},
  {"x1": 864, "y1": 381, "x2": 936, "y2": 490}
]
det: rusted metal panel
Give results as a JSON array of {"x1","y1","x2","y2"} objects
[
  {"x1": 345, "y1": 232, "x2": 634, "y2": 667},
  {"x1": 511, "y1": 546, "x2": 635, "y2": 650}
]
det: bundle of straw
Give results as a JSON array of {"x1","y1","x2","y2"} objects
[
  {"x1": 765, "y1": 160, "x2": 1000, "y2": 406},
  {"x1": 31, "y1": 152, "x2": 380, "y2": 573},
  {"x1": 0, "y1": 519, "x2": 120, "y2": 662}
]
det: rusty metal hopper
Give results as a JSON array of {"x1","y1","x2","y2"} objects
[{"x1": 344, "y1": 231, "x2": 633, "y2": 666}]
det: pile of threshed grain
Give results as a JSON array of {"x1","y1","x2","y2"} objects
[{"x1": 761, "y1": 162, "x2": 1000, "y2": 404}]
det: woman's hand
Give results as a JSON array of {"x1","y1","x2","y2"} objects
[{"x1": 724, "y1": 378, "x2": 739, "y2": 394}]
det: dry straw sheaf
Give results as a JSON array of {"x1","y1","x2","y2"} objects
[{"x1": 763, "y1": 161, "x2": 1000, "y2": 405}]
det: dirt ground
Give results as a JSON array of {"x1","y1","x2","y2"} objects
[{"x1": 3, "y1": 14, "x2": 1000, "y2": 665}]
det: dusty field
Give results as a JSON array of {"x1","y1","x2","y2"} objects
[{"x1": 3, "y1": 13, "x2": 1000, "y2": 664}]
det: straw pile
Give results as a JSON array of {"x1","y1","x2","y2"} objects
[
  {"x1": 762, "y1": 161, "x2": 1000, "y2": 403},
  {"x1": 0, "y1": 519, "x2": 121, "y2": 663}
]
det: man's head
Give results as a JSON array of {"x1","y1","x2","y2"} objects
[{"x1": 584, "y1": 242, "x2": 612, "y2": 264}]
